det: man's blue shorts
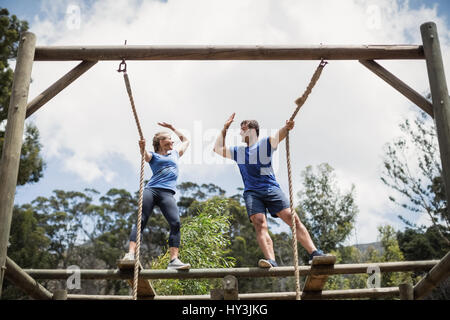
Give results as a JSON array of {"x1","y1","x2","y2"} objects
[{"x1": 243, "y1": 188, "x2": 291, "y2": 219}]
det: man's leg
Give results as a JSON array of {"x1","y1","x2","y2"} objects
[
  {"x1": 250, "y1": 213, "x2": 275, "y2": 260},
  {"x1": 277, "y1": 208, "x2": 317, "y2": 255}
]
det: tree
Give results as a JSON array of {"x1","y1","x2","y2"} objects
[
  {"x1": 0, "y1": 8, "x2": 45, "y2": 185},
  {"x1": 2, "y1": 205, "x2": 56, "y2": 299},
  {"x1": 397, "y1": 226, "x2": 449, "y2": 261},
  {"x1": 177, "y1": 182, "x2": 225, "y2": 215},
  {"x1": 325, "y1": 245, "x2": 366, "y2": 292},
  {"x1": 31, "y1": 189, "x2": 100, "y2": 268},
  {"x1": 381, "y1": 111, "x2": 449, "y2": 244},
  {"x1": 375, "y1": 225, "x2": 412, "y2": 288},
  {"x1": 296, "y1": 163, "x2": 358, "y2": 263},
  {"x1": 150, "y1": 197, "x2": 235, "y2": 295},
  {"x1": 325, "y1": 225, "x2": 413, "y2": 295}
]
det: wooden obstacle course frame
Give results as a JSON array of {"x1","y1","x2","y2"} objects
[
  {"x1": 4, "y1": 256, "x2": 448, "y2": 300},
  {"x1": 1, "y1": 21, "x2": 450, "y2": 300}
]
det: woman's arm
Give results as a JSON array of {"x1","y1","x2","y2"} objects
[
  {"x1": 139, "y1": 139, "x2": 152, "y2": 162},
  {"x1": 158, "y1": 122, "x2": 190, "y2": 157}
]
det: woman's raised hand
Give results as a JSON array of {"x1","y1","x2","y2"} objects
[{"x1": 158, "y1": 122, "x2": 175, "y2": 130}]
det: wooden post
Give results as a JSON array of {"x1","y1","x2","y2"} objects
[
  {"x1": 223, "y1": 275, "x2": 239, "y2": 300},
  {"x1": 210, "y1": 288, "x2": 224, "y2": 300},
  {"x1": 302, "y1": 255, "x2": 336, "y2": 300},
  {"x1": 0, "y1": 32, "x2": 36, "y2": 298},
  {"x1": 116, "y1": 259, "x2": 156, "y2": 299},
  {"x1": 420, "y1": 22, "x2": 450, "y2": 220},
  {"x1": 52, "y1": 289, "x2": 68, "y2": 300},
  {"x1": 399, "y1": 283, "x2": 414, "y2": 300},
  {"x1": 414, "y1": 251, "x2": 450, "y2": 299}
]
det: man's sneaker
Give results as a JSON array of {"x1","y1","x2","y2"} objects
[
  {"x1": 122, "y1": 252, "x2": 135, "y2": 261},
  {"x1": 258, "y1": 259, "x2": 278, "y2": 268},
  {"x1": 167, "y1": 258, "x2": 191, "y2": 270},
  {"x1": 308, "y1": 249, "x2": 327, "y2": 264}
]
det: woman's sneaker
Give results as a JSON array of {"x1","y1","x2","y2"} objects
[
  {"x1": 258, "y1": 259, "x2": 278, "y2": 268},
  {"x1": 122, "y1": 252, "x2": 135, "y2": 261},
  {"x1": 167, "y1": 258, "x2": 191, "y2": 270}
]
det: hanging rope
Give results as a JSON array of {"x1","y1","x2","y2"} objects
[
  {"x1": 286, "y1": 59, "x2": 327, "y2": 300},
  {"x1": 118, "y1": 58, "x2": 145, "y2": 301}
]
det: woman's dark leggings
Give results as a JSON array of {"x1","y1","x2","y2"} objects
[{"x1": 129, "y1": 188, "x2": 181, "y2": 248}]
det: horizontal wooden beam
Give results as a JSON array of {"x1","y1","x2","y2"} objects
[
  {"x1": 359, "y1": 59, "x2": 434, "y2": 117},
  {"x1": 253, "y1": 287, "x2": 400, "y2": 300},
  {"x1": 414, "y1": 251, "x2": 450, "y2": 299},
  {"x1": 66, "y1": 287, "x2": 400, "y2": 300},
  {"x1": 4, "y1": 257, "x2": 52, "y2": 300},
  {"x1": 24, "y1": 260, "x2": 438, "y2": 280},
  {"x1": 33, "y1": 45, "x2": 425, "y2": 61},
  {"x1": 26, "y1": 60, "x2": 98, "y2": 118}
]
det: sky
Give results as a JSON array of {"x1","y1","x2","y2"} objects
[{"x1": 2, "y1": 0, "x2": 450, "y2": 246}]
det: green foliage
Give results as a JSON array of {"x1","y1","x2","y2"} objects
[
  {"x1": 177, "y1": 182, "x2": 226, "y2": 215},
  {"x1": 325, "y1": 225, "x2": 414, "y2": 294},
  {"x1": 296, "y1": 163, "x2": 358, "y2": 262},
  {"x1": 381, "y1": 112, "x2": 449, "y2": 244},
  {"x1": 376, "y1": 225, "x2": 412, "y2": 288},
  {"x1": 31, "y1": 189, "x2": 101, "y2": 267},
  {"x1": 17, "y1": 125, "x2": 45, "y2": 184},
  {"x1": 0, "y1": 7, "x2": 29, "y2": 121},
  {"x1": 150, "y1": 197, "x2": 235, "y2": 295},
  {"x1": 397, "y1": 226, "x2": 449, "y2": 261},
  {"x1": 324, "y1": 246, "x2": 366, "y2": 291},
  {"x1": 3, "y1": 204, "x2": 56, "y2": 299}
]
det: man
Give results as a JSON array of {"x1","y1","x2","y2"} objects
[{"x1": 213, "y1": 113, "x2": 325, "y2": 268}]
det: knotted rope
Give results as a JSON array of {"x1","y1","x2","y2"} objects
[
  {"x1": 286, "y1": 60, "x2": 327, "y2": 300},
  {"x1": 118, "y1": 59, "x2": 145, "y2": 301}
]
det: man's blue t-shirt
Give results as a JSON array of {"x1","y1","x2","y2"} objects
[
  {"x1": 145, "y1": 150, "x2": 179, "y2": 193},
  {"x1": 229, "y1": 137, "x2": 280, "y2": 192}
]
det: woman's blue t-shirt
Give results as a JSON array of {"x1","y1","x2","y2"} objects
[
  {"x1": 145, "y1": 150, "x2": 179, "y2": 193},
  {"x1": 229, "y1": 137, "x2": 280, "y2": 192}
]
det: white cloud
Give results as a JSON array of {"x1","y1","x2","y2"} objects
[{"x1": 23, "y1": 0, "x2": 450, "y2": 243}]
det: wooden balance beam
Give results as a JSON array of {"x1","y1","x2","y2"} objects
[
  {"x1": 302, "y1": 255, "x2": 337, "y2": 300},
  {"x1": 117, "y1": 259, "x2": 156, "y2": 299}
]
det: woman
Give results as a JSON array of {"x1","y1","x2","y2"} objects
[{"x1": 123, "y1": 122, "x2": 191, "y2": 270}]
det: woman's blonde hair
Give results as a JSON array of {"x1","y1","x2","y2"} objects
[{"x1": 152, "y1": 132, "x2": 170, "y2": 152}]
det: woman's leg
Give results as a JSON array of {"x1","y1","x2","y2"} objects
[
  {"x1": 158, "y1": 190, "x2": 181, "y2": 259},
  {"x1": 169, "y1": 247, "x2": 179, "y2": 261},
  {"x1": 128, "y1": 188, "x2": 155, "y2": 253}
]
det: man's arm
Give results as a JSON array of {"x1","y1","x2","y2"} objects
[
  {"x1": 269, "y1": 120, "x2": 295, "y2": 150},
  {"x1": 213, "y1": 113, "x2": 235, "y2": 159}
]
